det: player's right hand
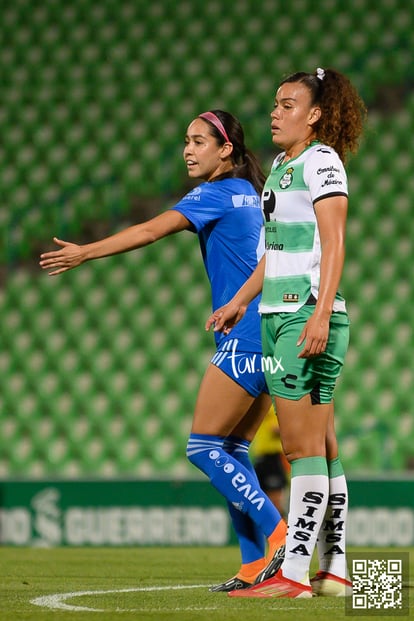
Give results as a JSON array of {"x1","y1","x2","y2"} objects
[{"x1": 39, "y1": 237, "x2": 85, "y2": 275}]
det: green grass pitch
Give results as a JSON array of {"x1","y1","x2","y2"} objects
[{"x1": 0, "y1": 546, "x2": 412, "y2": 620}]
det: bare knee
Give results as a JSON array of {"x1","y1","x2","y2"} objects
[
  {"x1": 275, "y1": 395, "x2": 330, "y2": 462},
  {"x1": 283, "y1": 443, "x2": 327, "y2": 463}
]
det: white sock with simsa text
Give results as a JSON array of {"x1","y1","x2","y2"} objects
[
  {"x1": 281, "y1": 457, "x2": 329, "y2": 584},
  {"x1": 316, "y1": 456, "x2": 350, "y2": 580}
]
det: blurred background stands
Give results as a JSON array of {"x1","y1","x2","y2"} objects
[{"x1": 0, "y1": 0, "x2": 413, "y2": 478}]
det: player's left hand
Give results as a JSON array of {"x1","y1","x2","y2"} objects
[{"x1": 296, "y1": 312, "x2": 330, "y2": 358}]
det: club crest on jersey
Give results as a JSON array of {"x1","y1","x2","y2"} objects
[{"x1": 279, "y1": 167, "x2": 294, "y2": 189}]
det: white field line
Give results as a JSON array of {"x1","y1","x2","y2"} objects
[
  {"x1": 30, "y1": 584, "x2": 215, "y2": 612},
  {"x1": 30, "y1": 583, "x2": 342, "y2": 613}
]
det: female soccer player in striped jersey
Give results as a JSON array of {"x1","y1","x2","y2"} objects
[
  {"x1": 207, "y1": 69, "x2": 366, "y2": 598},
  {"x1": 40, "y1": 110, "x2": 287, "y2": 591}
]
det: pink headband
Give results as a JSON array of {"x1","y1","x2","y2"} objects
[{"x1": 198, "y1": 111, "x2": 231, "y2": 143}]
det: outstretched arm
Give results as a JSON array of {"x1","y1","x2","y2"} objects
[
  {"x1": 205, "y1": 255, "x2": 266, "y2": 334},
  {"x1": 39, "y1": 210, "x2": 190, "y2": 275}
]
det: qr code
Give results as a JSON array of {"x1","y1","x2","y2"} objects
[
  {"x1": 347, "y1": 552, "x2": 409, "y2": 617},
  {"x1": 353, "y1": 559, "x2": 402, "y2": 609}
]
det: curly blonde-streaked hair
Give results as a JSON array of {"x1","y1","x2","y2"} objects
[{"x1": 281, "y1": 68, "x2": 367, "y2": 164}]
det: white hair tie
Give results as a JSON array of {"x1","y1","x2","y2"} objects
[{"x1": 316, "y1": 67, "x2": 325, "y2": 81}]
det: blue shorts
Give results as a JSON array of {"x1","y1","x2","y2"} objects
[{"x1": 210, "y1": 337, "x2": 269, "y2": 398}]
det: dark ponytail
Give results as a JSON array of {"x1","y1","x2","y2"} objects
[{"x1": 200, "y1": 109, "x2": 266, "y2": 194}]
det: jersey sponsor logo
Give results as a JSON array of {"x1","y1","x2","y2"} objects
[
  {"x1": 266, "y1": 241, "x2": 284, "y2": 250},
  {"x1": 321, "y1": 177, "x2": 343, "y2": 188},
  {"x1": 232, "y1": 194, "x2": 261, "y2": 208},
  {"x1": 183, "y1": 187, "x2": 202, "y2": 201},
  {"x1": 317, "y1": 165, "x2": 343, "y2": 189},
  {"x1": 279, "y1": 166, "x2": 294, "y2": 189},
  {"x1": 317, "y1": 165, "x2": 340, "y2": 174}
]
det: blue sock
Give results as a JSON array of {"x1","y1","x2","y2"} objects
[
  {"x1": 223, "y1": 436, "x2": 265, "y2": 563},
  {"x1": 187, "y1": 433, "x2": 282, "y2": 539}
]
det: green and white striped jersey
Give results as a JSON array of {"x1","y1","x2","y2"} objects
[{"x1": 259, "y1": 141, "x2": 348, "y2": 314}]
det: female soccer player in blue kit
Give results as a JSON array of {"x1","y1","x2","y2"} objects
[{"x1": 40, "y1": 110, "x2": 286, "y2": 590}]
